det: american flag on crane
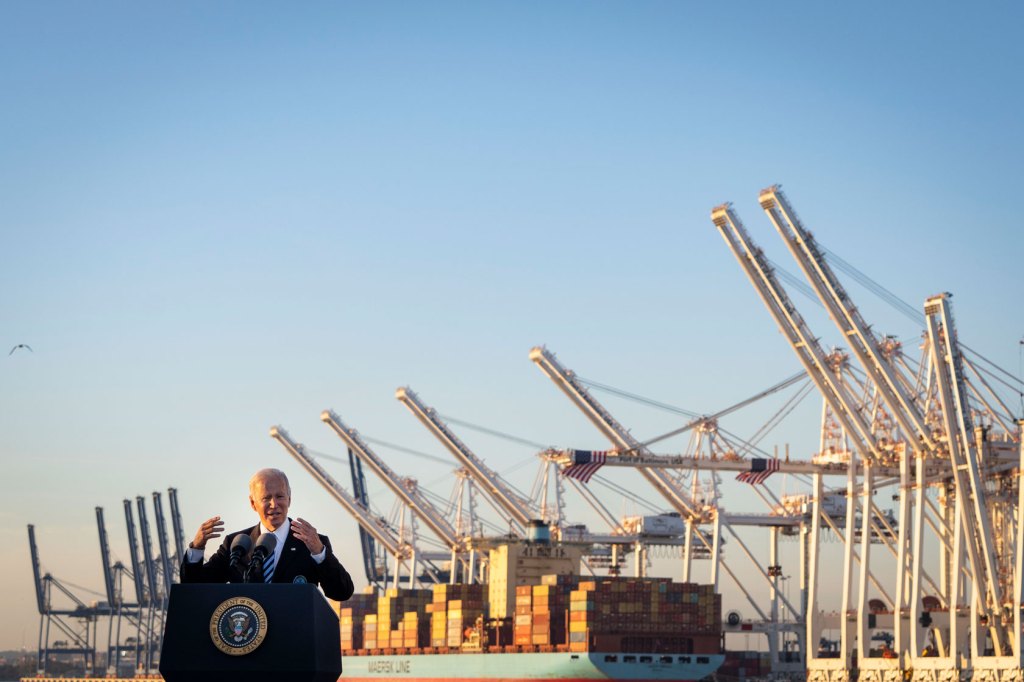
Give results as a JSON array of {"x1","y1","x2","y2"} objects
[
  {"x1": 561, "y1": 450, "x2": 610, "y2": 484},
  {"x1": 735, "y1": 458, "x2": 780, "y2": 485}
]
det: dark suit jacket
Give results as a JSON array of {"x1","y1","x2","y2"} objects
[{"x1": 180, "y1": 520, "x2": 355, "y2": 602}]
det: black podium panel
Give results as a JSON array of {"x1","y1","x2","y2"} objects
[{"x1": 160, "y1": 583, "x2": 341, "y2": 682}]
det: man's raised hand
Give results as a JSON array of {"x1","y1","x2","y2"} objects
[
  {"x1": 191, "y1": 516, "x2": 224, "y2": 550},
  {"x1": 292, "y1": 518, "x2": 325, "y2": 555}
]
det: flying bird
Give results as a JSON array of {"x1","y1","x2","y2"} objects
[{"x1": 9, "y1": 344, "x2": 32, "y2": 355}]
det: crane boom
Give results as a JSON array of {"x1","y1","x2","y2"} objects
[
  {"x1": 710, "y1": 204, "x2": 882, "y2": 462},
  {"x1": 529, "y1": 348, "x2": 642, "y2": 449},
  {"x1": 396, "y1": 387, "x2": 534, "y2": 530},
  {"x1": 95, "y1": 507, "x2": 117, "y2": 607},
  {"x1": 151, "y1": 492, "x2": 175, "y2": 598},
  {"x1": 269, "y1": 426, "x2": 407, "y2": 558},
  {"x1": 135, "y1": 497, "x2": 161, "y2": 603},
  {"x1": 167, "y1": 488, "x2": 186, "y2": 563},
  {"x1": 758, "y1": 185, "x2": 933, "y2": 446},
  {"x1": 321, "y1": 410, "x2": 462, "y2": 550},
  {"x1": 122, "y1": 500, "x2": 148, "y2": 607},
  {"x1": 27, "y1": 524, "x2": 46, "y2": 614},
  {"x1": 925, "y1": 294, "x2": 1004, "y2": 621},
  {"x1": 528, "y1": 346, "x2": 700, "y2": 519}
]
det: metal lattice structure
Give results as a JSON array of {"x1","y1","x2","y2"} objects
[
  {"x1": 29, "y1": 489, "x2": 185, "y2": 677},
  {"x1": 711, "y1": 187, "x2": 1023, "y2": 682}
]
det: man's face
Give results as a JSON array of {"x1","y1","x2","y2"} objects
[{"x1": 250, "y1": 474, "x2": 291, "y2": 531}]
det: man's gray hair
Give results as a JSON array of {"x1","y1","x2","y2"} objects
[{"x1": 250, "y1": 468, "x2": 291, "y2": 496}]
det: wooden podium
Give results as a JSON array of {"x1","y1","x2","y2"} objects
[{"x1": 160, "y1": 583, "x2": 341, "y2": 682}]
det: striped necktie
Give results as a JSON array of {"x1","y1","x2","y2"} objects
[{"x1": 263, "y1": 551, "x2": 276, "y2": 583}]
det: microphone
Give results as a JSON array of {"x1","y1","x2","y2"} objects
[
  {"x1": 244, "y1": 533, "x2": 278, "y2": 583},
  {"x1": 228, "y1": 534, "x2": 252, "y2": 572}
]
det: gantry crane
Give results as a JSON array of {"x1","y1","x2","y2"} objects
[
  {"x1": 134, "y1": 496, "x2": 164, "y2": 672},
  {"x1": 96, "y1": 507, "x2": 142, "y2": 676},
  {"x1": 151, "y1": 491, "x2": 177, "y2": 660},
  {"x1": 395, "y1": 387, "x2": 667, "y2": 578},
  {"x1": 529, "y1": 346, "x2": 721, "y2": 525},
  {"x1": 710, "y1": 205, "x2": 883, "y2": 464},
  {"x1": 322, "y1": 409, "x2": 483, "y2": 582},
  {"x1": 396, "y1": 387, "x2": 537, "y2": 533},
  {"x1": 713, "y1": 199, "x2": 922, "y2": 676},
  {"x1": 322, "y1": 409, "x2": 461, "y2": 548},
  {"x1": 270, "y1": 425, "x2": 446, "y2": 587},
  {"x1": 531, "y1": 344, "x2": 807, "y2": 670},
  {"x1": 758, "y1": 188, "x2": 1017, "y2": 658},
  {"x1": 152, "y1": 492, "x2": 175, "y2": 603},
  {"x1": 924, "y1": 294, "x2": 1012, "y2": 651},
  {"x1": 715, "y1": 188, "x2": 1024, "y2": 682},
  {"x1": 758, "y1": 188, "x2": 1016, "y2": 442},
  {"x1": 30, "y1": 491, "x2": 182, "y2": 678},
  {"x1": 758, "y1": 187, "x2": 1008, "y2": 649},
  {"x1": 530, "y1": 345, "x2": 804, "y2": 535},
  {"x1": 122, "y1": 499, "x2": 159, "y2": 671},
  {"x1": 759, "y1": 187, "x2": 932, "y2": 446},
  {"x1": 96, "y1": 507, "x2": 116, "y2": 618},
  {"x1": 28, "y1": 524, "x2": 110, "y2": 677}
]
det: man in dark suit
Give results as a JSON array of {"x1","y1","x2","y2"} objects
[{"x1": 181, "y1": 468, "x2": 354, "y2": 602}]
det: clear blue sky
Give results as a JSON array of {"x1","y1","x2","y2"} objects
[{"x1": 2, "y1": 2, "x2": 1022, "y2": 651}]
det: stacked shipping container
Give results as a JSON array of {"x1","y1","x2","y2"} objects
[
  {"x1": 367, "y1": 588, "x2": 432, "y2": 650},
  {"x1": 343, "y1": 584, "x2": 490, "y2": 653},
  {"x1": 340, "y1": 576, "x2": 720, "y2": 656},
  {"x1": 567, "y1": 578, "x2": 720, "y2": 654},
  {"x1": 428, "y1": 583, "x2": 488, "y2": 649},
  {"x1": 513, "y1": 573, "x2": 577, "y2": 647},
  {"x1": 337, "y1": 593, "x2": 377, "y2": 651}
]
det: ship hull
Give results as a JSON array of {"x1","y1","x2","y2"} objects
[
  {"x1": 17, "y1": 651, "x2": 725, "y2": 682},
  {"x1": 341, "y1": 651, "x2": 725, "y2": 681}
]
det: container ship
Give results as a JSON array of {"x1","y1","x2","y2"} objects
[
  {"x1": 335, "y1": 539, "x2": 724, "y2": 682},
  {"x1": 337, "y1": 577, "x2": 723, "y2": 682}
]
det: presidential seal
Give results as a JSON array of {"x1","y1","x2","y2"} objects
[{"x1": 209, "y1": 597, "x2": 269, "y2": 655}]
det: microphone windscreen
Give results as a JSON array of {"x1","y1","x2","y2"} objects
[
  {"x1": 253, "y1": 532, "x2": 278, "y2": 554},
  {"x1": 230, "y1": 534, "x2": 253, "y2": 554}
]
